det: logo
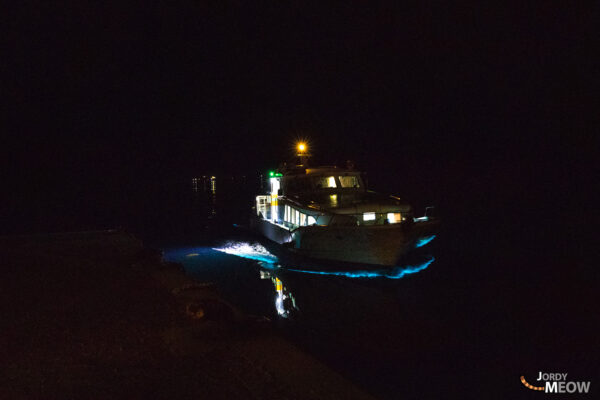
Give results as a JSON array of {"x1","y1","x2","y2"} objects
[{"x1": 521, "y1": 372, "x2": 591, "y2": 394}]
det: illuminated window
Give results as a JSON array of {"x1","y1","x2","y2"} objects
[
  {"x1": 339, "y1": 175, "x2": 360, "y2": 188},
  {"x1": 363, "y1": 212, "x2": 376, "y2": 221},
  {"x1": 387, "y1": 213, "x2": 402, "y2": 223},
  {"x1": 307, "y1": 216, "x2": 316, "y2": 225},
  {"x1": 315, "y1": 176, "x2": 337, "y2": 188}
]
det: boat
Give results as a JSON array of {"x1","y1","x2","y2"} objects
[{"x1": 250, "y1": 142, "x2": 439, "y2": 267}]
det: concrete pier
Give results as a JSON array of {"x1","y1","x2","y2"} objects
[{"x1": 0, "y1": 230, "x2": 373, "y2": 399}]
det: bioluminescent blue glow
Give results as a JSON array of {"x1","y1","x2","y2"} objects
[
  {"x1": 211, "y1": 241, "x2": 433, "y2": 280},
  {"x1": 213, "y1": 242, "x2": 279, "y2": 264},
  {"x1": 287, "y1": 256, "x2": 434, "y2": 279},
  {"x1": 415, "y1": 235, "x2": 436, "y2": 248},
  {"x1": 163, "y1": 246, "x2": 215, "y2": 263}
]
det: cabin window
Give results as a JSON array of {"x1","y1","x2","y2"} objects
[
  {"x1": 363, "y1": 212, "x2": 376, "y2": 221},
  {"x1": 283, "y1": 205, "x2": 312, "y2": 227},
  {"x1": 315, "y1": 176, "x2": 337, "y2": 188},
  {"x1": 387, "y1": 212, "x2": 402, "y2": 223},
  {"x1": 339, "y1": 175, "x2": 360, "y2": 188}
]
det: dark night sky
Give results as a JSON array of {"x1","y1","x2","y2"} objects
[{"x1": 4, "y1": 1, "x2": 595, "y2": 236}]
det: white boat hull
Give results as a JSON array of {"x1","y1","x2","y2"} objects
[
  {"x1": 291, "y1": 224, "x2": 413, "y2": 266},
  {"x1": 251, "y1": 217, "x2": 437, "y2": 266}
]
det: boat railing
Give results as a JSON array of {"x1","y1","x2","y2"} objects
[{"x1": 256, "y1": 195, "x2": 270, "y2": 218}]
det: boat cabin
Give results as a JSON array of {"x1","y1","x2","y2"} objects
[{"x1": 256, "y1": 165, "x2": 411, "y2": 230}]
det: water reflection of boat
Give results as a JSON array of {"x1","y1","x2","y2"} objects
[
  {"x1": 250, "y1": 142, "x2": 439, "y2": 267},
  {"x1": 260, "y1": 268, "x2": 299, "y2": 318}
]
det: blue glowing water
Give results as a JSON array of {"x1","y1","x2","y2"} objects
[
  {"x1": 209, "y1": 241, "x2": 434, "y2": 280},
  {"x1": 155, "y1": 181, "x2": 450, "y2": 399},
  {"x1": 213, "y1": 241, "x2": 279, "y2": 264},
  {"x1": 286, "y1": 257, "x2": 434, "y2": 279},
  {"x1": 164, "y1": 239, "x2": 436, "y2": 331},
  {"x1": 415, "y1": 234, "x2": 436, "y2": 248}
]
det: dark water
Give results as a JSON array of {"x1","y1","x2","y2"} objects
[
  {"x1": 147, "y1": 177, "x2": 594, "y2": 399},
  {"x1": 6, "y1": 174, "x2": 596, "y2": 399}
]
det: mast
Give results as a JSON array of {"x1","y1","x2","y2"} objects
[{"x1": 296, "y1": 142, "x2": 311, "y2": 166}]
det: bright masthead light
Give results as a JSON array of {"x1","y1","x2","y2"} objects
[{"x1": 297, "y1": 142, "x2": 306, "y2": 152}]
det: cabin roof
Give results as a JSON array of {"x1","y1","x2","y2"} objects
[{"x1": 282, "y1": 166, "x2": 359, "y2": 176}]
